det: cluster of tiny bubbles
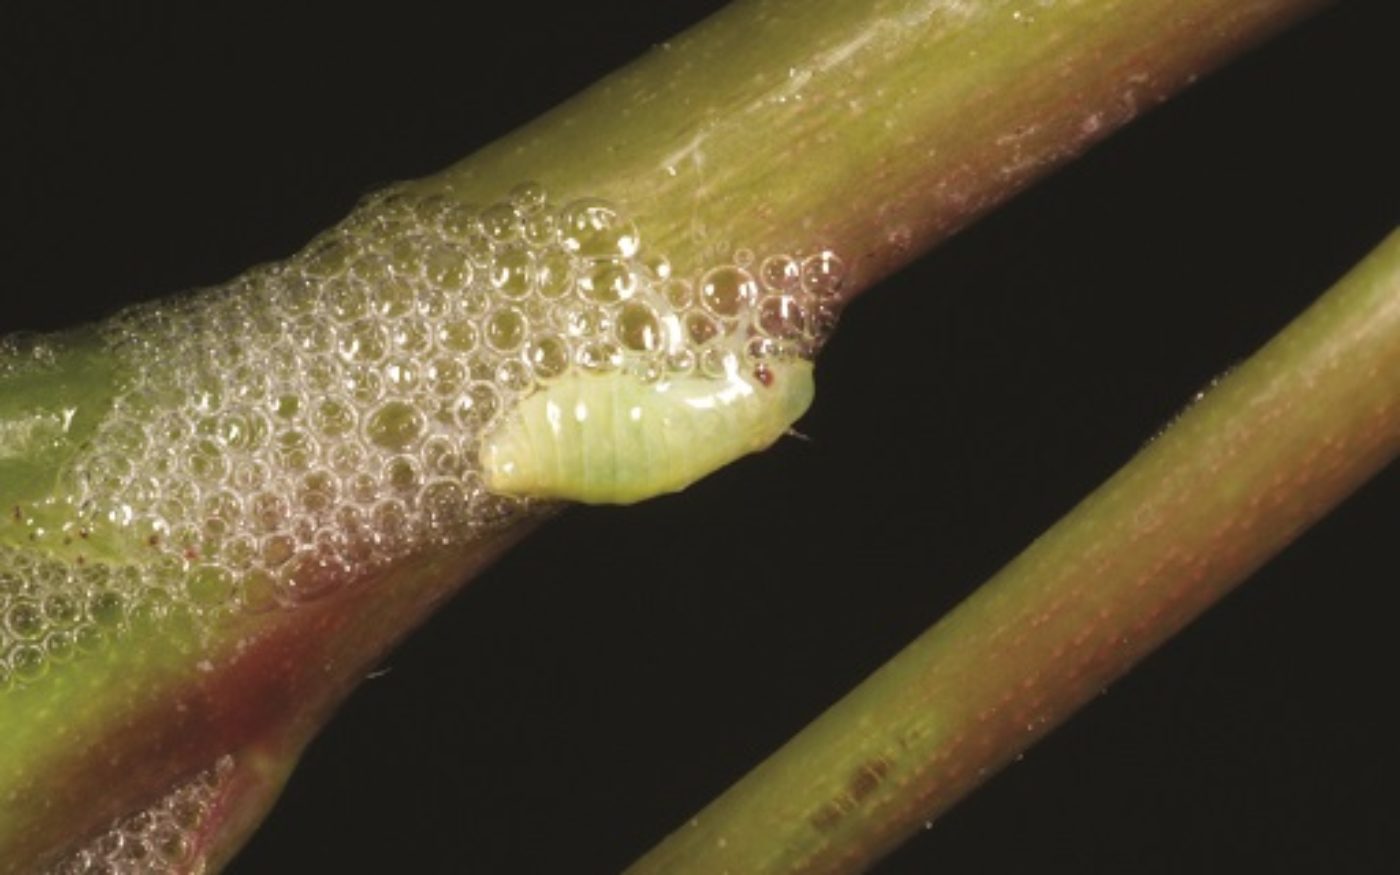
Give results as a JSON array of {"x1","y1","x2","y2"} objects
[
  {"x1": 0, "y1": 331, "x2": 60, "y2": 380},
  {"x1": 47, "y1": 755, "x2": 234, "y2": 875},
  {"x1": 0, "y1": 545, "x2": 135, "y2": 692},
  {"x1": 32, "y1": 181, "x2": 845, "y2": 637}
]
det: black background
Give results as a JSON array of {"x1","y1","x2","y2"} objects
[{"x1": 2, "y1": 1, "x2": 1395, "y2": 872}]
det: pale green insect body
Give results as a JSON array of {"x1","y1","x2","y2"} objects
[{"x1": 480, "y1": 360, "x2": 815, "y2": 504}]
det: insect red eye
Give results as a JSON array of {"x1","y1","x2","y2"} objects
[{"x1": 753, "y1": 364, "x2": 774, "y2": 387}]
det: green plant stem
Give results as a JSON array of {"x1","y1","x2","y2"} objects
[
  {"x1": 627, "y1": 229, "x2": 1400, "y2": 874},
  {"x1": 419, "y1": 0, "x2": 1333, "y2": 295}
]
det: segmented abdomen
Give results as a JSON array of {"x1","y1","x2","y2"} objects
[{"x1": 480, "y1": 361, "x2": 814, "y2": 504}]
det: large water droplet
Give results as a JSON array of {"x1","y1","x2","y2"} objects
[
  {"x1": 699, "y1": 265, "x2": 759, "y2": 318},
  {"x1": 558, "y1": 199, "x2": 640, "y2": 259},
  {"x1": 366, "y1": 400, "x2": 426, "y2": 451}
]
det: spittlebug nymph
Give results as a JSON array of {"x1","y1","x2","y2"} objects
[
  {"x1": 479, "y1": 359, "x2": 814, "y2": 504},
  {"x1": 18, "y1": 176, "x2": 843, "y2": 651}
]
